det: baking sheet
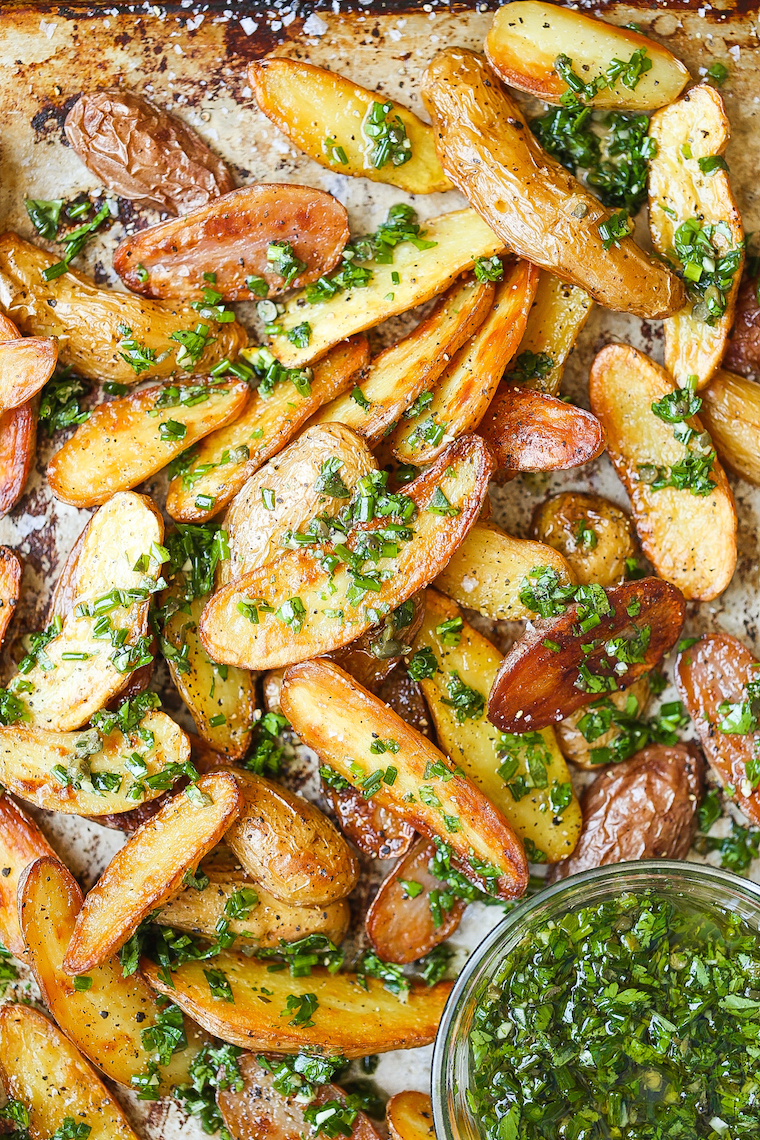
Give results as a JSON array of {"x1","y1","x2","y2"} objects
[{"x1": 1, "y1": 0, "x2": 760, "y2": 1132}]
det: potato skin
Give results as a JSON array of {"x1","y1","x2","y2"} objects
[
  {"x1": 531, "y1": 492, "x2": 636, "y2": 588},
  {"x1": 64, "y1": 90, "x2": 234, "y2": 214},
  {"x1": 0, "y1": 791, "x2": 57, "y2": 956},
  {"x1": 724, "y1": 272, "x2": 760, "y2": 379},
  {"x1": 700, "y1": 368, "x2": 760, "y2": 487},
  {"x1": 549, "y1": 744, "x2": 704, "y2": 881}
]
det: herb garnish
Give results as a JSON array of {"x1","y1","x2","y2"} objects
[{"x1": 363, "y1": 100, "x2": 412, "y2": 169}]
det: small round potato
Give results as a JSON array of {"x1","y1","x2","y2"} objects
[
  {"x1": 556, "y1": 674, "x2": 651, "y2": 769},
  {"x1": 530, "y1": 491, "x2": 636, "y2": 587}
]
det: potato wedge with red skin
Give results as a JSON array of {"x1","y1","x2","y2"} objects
[
  {"x1": 114, "y1": 184, "x2": 349, "y2": 300},
  {"x1": 479, "y1": 385, "x2": 605, "y2": 480},
  {"x1": 0, "y1": 545, "x2": 20, "y2": 649},
  {"x1": 700, "y1": 369, "x2": 760, "y2": 487},
  {"x1": 0, "y1": 1004, "x2": 140, "y2": 1140},
  {"x1": 323, "y1": 782, "x2": 415, "y2": 861},
  {"x1": 200, "y1": 436, "x2": 492, "y2": 671},
  {"x1": 0, "y1": 336, "x2": 57, "y2": 410},
  {"x1": 485, "y1": 3, "x2": 689, "y2": 110},
  {"x1": 282, "y1": 659, "x2": 528, "y2": 900},
  {"x1": 65, "y1": 90, "x2": 234, "y2": 214},
  {"x1": 676, "y1": 634, "x2": 760, "y2": 824},
  {"x1": 724, "y1": 272, "x2": 760, "y2": 379},
  {"x1": 387, "y1": 1092, "x2": 436, "y2": 1140},
  {"x1": 167, "y1": 336, "x2": 369, "y2": 523},
  {"x1": 62, "y1": 771, "x2": 243, "y2": 975},
  {"x1": 366, "y1": 836, "x2": 465, "y2": 964},
  {"x1": 0, "y1": 791, "x2": 56, "y2": 956},
  {"x1": 143, "y1": 948, "x2": 451, "y2": 1057},
  {"x1": 589, "y1": 344, "x2": 737, "y2": 601},
  {"x1": 0, "y1": 401, "x2": 36, "y2": 515},
  {"x1": 421, "y1": 50, "x2": 685, "y2": 321},
  {"x1": 488, "y1": 578, "x2": 686, "y2": 733},
  {"x1": 549, "y1": 744, "x2": 704, "y2": 882}
]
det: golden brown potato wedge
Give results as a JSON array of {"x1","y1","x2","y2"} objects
[
  {"x1": 20, "y1": 856, "x2": 199, "y2": 1090},
  {"x1": 508, "y1": 273, "x2": 593, "y2": 396},
  {"x1": 366, "y1": 836, "x2": 466, "y2": 965},
  {"x1": 479, "y1": 385, "x2": 606, "y2": 479},
  {"x1": 143, "y1": 948, "x2": 451, "y2": 1057},
  {"x1": 413, "y1": 590, "x2": 582, "y2": 863},
  {"x1": 434, "y1": 521, "x2": 575, "y2": 623},
  {"x1": 327, "y1": 592, "x2": 426, "y2": 694},
  {"x1": 556, "y1": 675, "x2": 652, "y2": 770},
  {"x1": 166, "y1": 337, "x2": 369, "y2": 523},
  {"x1": 0, "y1": 791, "x2": 56, "y2": 956},
  {"x1": 676, "y1": 633, "x2": 760, "y2": 824},
  {"x1": 530, "y1": 492, "x2": 636, "y2": 587},
  {"x1": 0, "y1": 712, "x2": 190, "y2": 816},
  {"x1": 282, "y1": 659, "x2": 528, "y2": 900},
  {"x1": 250, "y1": 58, "x2": 452, "y2": 195},
  {"x1": 0, "y1": 402, "x2": 36, "y2": 515},
  {"x1": 0, "y1": 232, "x2": 246, "y2": 384},
  {"x1": 387, "y1": 1091, "x2": 437, "y2": 1140},
  {"x1": 422, "y1": 50, "x2": 685, "y2": 321},
  {"x1": 649, "y1": 84, "x2": 744, "y2": 388},
  {"x1": 63, "y1": 772, "x2": 242, "y2": 974},
  {"x1": 0, "y1": 545, "x2": 20, "y2": 649},
  {"x1": 65, "y1": 89, "x2": 234, "y2": 214},
  {"x1": 0, "y1": 336, "x2": 57, "y2": 410},
  {"x1": 48, "y1": 379, "x2": 249, "y2": 508},
  {"x1": 114, "y1": 185, "x2": 349, "y2": 299},
  {"x1": 10, "y1": 492, "x2": 164, "y2": 731},
  {"x1": 485, "y1": 3, "x2": 689, "y2": 110},
  {"x1": 314, "y1": 275, "x2": 494, "y2": 443},
  {"x1": 390, "y1": 261, "x2": 539, "y2": 463},
  {"x1": 269, "y1": 210, "x2": 504, "y2": 367},
  {"x1": 199, "y1": 437, "x2": 492, "y2": 670},
  {"x1": 0, "y1": 1004, "x2": 140, "y2": 1140},
  {"x1": 488, "y1": 578, "x2": 685, "y2": 733},
  {"x1": 225, "y1": 771, "x2": 359, "y2": 906},
  {"x1": 322, "y1": 781, "x2": 415, "y2": 861},
  {"x1": 589, "y1": 344, "x2": 737, "y2": 601},
  {"x1": 700, "y1": 368, "x2": 760, "y2": 486}
]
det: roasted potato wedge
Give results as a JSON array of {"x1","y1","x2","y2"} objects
[
  {"x1": 0, "y1": 336, "x2": 57, "y2": 410},
  {"x1": 387, "y1": 1092, "x2": 436, "y2": 1140},
  {"x1": 250, "y1": 58, "x2": 452, "y2": 195},
  {"x1": 114, "y1": 185, "x2": 349, "y2": 300},
  {"x1": 0, "y1": 712, "x2": 190, "y2": 815},
  {"x1": 724, "y1": 271, "x2": 760, "y2": 379},
  {"x1": 0, "y1": 232, "x2": 246, "y2": 384},
  {"x1": 0, "y1": 546, "x2": 20, "y2": 648},
  {"x1": 328, "y1": 592, "x2": 426, "y2": 694},
  {"x1": 479, "y1": 385, "x2": 605, "y2": 480},
  {"x1": 0, "y1": 402, "x2": 36, "y2": 515},
  {"x1": 556, "y1": 675, "x2": 652, "y2": 770},
  {"x1": 421, "y1": 50, "x2": 685, "y2": 320},
  {"x1": 48, "y1": 379, "x2": 249, "y2": 508},
  {"x1": 47, "y1": 520, "x2": 89, "y2": 623},
  {"x1": 550, "y1": 744, "x2": 704, "y2": 881},
  {"x1": 366, "y1": 836, "x2": 466, "y2": 965},
  {"x1": 20, "y1": 856, "x2": 199, "y2": 1089},
  {"x1": 143, "y1": 948, "x2": 451, "y2": 1057},
  {"x1": 488, "y1": 578, "x2": 685, "y2": 733},
  {"x1": 282, "y1": 659, "x2": 528, "y2": 900},
  {"x1": 322, "y1": 780, "x2": 415, "y2": 861},
  {"x1": 485, "y1": 3, "x2": 689, "y2": 110},
  {"x1": 200, "y1": 438, "x2": 491, "y2": 670},
  {"x1": 649, "y1": 84, "x2": 744, "y2": 388},
  {"x1": 676, "y1": 633, "x2": 760, "y2": 824},
  {"x1": 376, "y1": 667, "x2": 435, "y2": 739},
  {"x1": 434, "y1": 521, "x2": 575, "y2": 623},
  {"x1": 507, "y1": 273, "x2": 593, "y2": 396},
  {"x1": 390, "y1": 261, "x2": 539, "y2": 463},
  {"x1": 413, "y1": 590, "x2": 582, "y2": 862},
  {"x1": 700, "y1": 369, "x2": 760, "y2": 486},
  {"x1": 225, "y1": 771, "x2": 359, "y2": 906},
  {"x1": 0, "y1": 791, "x2": 56, "y2": 956},
  {"x1": 0, "y1": 1004, "x2": 140, "y2": 1140},
  {"x1": 589, "y1": 344, "x2": 737, "y2": 601},
  {"x1": 65, "y1": 89, "x2": 234, "y2": 214},
  {"x1": 166, "y1": 337, "x2": 369, "y2": 523},
  {"x1": 11, "y1": 492, "x2": 163, "y2": 730},
  {"x1": 269, "y1": 210, "x2": 504, "y2": 368},
  {"x1": 314, "y1": 275, "x2": 494, "y2": 444},
  {"x1": 530, "y1": 492, "x2": 636, "y2": 587}
]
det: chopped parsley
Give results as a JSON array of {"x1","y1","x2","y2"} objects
[
  {"x1": 441, "y1": 671, "x2": 485, "y2": 723},
  {"x1": 576, "y1": 690, "x2": 689, "y2": 765},
  {"x1": 42, "y1": 199, "x2": 111, "y2": 281},
  {"x1": 173, "y1": 1042, "x2": 244, "y2": 1135},
  {"x1": 553, "y1": 48, "x2": 652, "y2": 106},
  {"x1": 406, "y1": 646, "x2": 439, "y2": 680},
  {"x1": 282, "y1": 992, "x2": 319, "y2": 1027},
  {"x1": 357, "y1": 950, "x2": 409, "y2": 998},
  {"x1": 363, "y1": 100, "x2": 412, "y2": 169},
  {"x1": 117, "y1": 325, "x2": 158, "y2": 375},
  {"x1": 267, "y1": 240, "x2": 307, "y2": 286},
  {"x1": 38, "y1": 370, "x2": 90, "y2": 435},
  {"x1": 506, "y1": 350, "x2": 555, "y2": 385},
  {"x1": 669, "y1": 218, "x2": 742, "y2": 325},
  {"x1": 170, "y1": 323, "x2": 215, "y2": 369},
  {"x1": 473, "y1": 255, "x2": 504, "y2": 283}
]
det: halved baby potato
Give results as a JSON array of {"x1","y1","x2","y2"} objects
[
  {"x1": 387, "y1": 1092, "x2": 437, "y2": 1140},
  {"x1": 0, "y1": 791, "x2": 57, "y2": 956},
  {"x1": 700, "y1": 368, "x2": 760, "y2": 486},
  {"x1": 0, "y1": 402, "x2": 36, "y2": 515},
  {"x1": 0, "y1": 335, "x2": 57, "y2": 410},
  {"x1": 507, "y1": 272, "x2": 593, "y2": 396},
  {"x1": 0, "y1": 545, "x2": 21, "y2": 648},
  {"x1": 530, "y1": 491, "x2": 636, "y2": 587}
]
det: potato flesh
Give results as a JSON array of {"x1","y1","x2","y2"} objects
[
  {"x1": 0, "y1": 336, "x2": 57, "y2": 409},
  {"x1": 421, "y1": 50, "x2": 685, "y2": 321},
  {"x1": 485, "y1": 2, "x2": 689, "y2": 109},
  {"x1": 199, "y1": 436, "x2": 492, "y2": 670},
  {"x1": 387, "y1": 1091, "x2": 437, "y2": 1140},
  {"x1": 510, "y1": 273, "x2": 594, "y2": 396},
  {"x1": 0, "y1": 545, "x2": 20, "y2": 649},
  {"x1": 391, "y1": 261, "x2": 539, "y2": 462},
  {"x1": 0, "y1": 791, "x2": 56, "y2": 956},
  {"x1": 589, "y1": 344, "x2": 737, "y2": 601},
  {"x1": 556, "y1": 674, "x2": 652, "y2": 770},
  {"x1": 314, "y1": 275, "x2": 494, "y2": 443},
  {"x1": 648, "y1": 84, "x2": 744, "y2": 388},
  {"x1": 269, "y1": 209, "x2": 505, "y2": 367},
  {"x1": 47, "y1": 379, "x2": 249, "y2": 508},
  {"x1": 166, "y1": 336, "x2": 369, "y2": 523},
  {"x1": 530, "y1": 491, "x2": 636, "y2": 587},
  {"x1": 281, "y1": 659, "x2": 528, "y2": 899},
  {"x1": 434, "y1": 521, "x2": 575, "y2": 622},
  {"x1": 0, "y1": 232, "x2": 246, "y2": 383},
  {"x1": 478, "y1": 385, "x2": 606, "y2": 478},
  {"x1": 700, "y1": 369, "x2": 760, "y2": 486}
]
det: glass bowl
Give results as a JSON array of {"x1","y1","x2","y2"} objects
[{"x1": 431, "y1": 860, "x2": 760, "y2": 1140}]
